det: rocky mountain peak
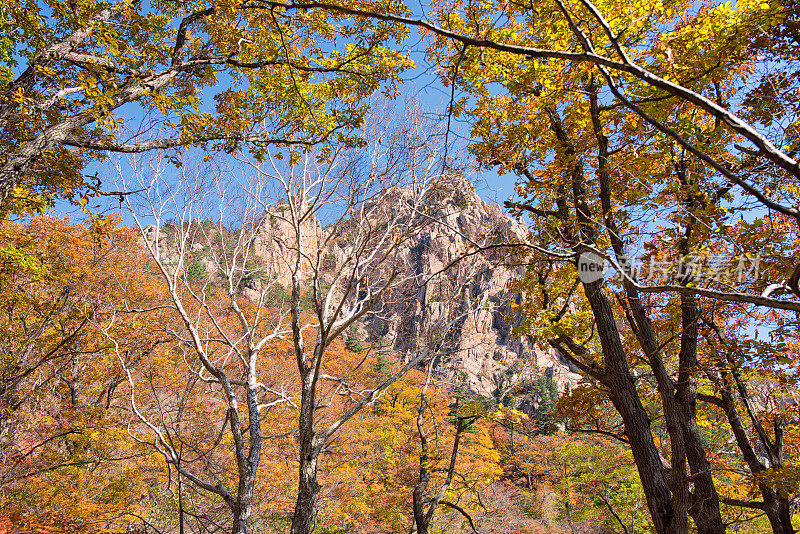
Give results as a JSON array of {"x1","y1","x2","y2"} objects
[{"x1": 245, "y1": 180, "x2": 579, "y2": 399}]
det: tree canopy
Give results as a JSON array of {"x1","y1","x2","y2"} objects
[
  {"x1": 3, "y1": 1, "x2": 800, "y2": 534},
  {"x1": 0, "y1": 0, "x2": 412, "y2": 215}
]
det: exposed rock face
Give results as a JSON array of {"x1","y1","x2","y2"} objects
[
  {"x1": 248, "y1": 178, "x2": 580, "y2": 398},
  {"x1": 365, "y1": 180, "x2": 579, "y2": 397},
  {"x1": 250, "y1": 197, "x2": 322, "y2": 288}
]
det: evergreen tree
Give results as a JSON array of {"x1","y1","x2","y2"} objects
[{"x1": 535, "y1": 375, "x2": 559, "y2": 435}]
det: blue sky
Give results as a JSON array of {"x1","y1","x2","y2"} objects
[{"x1": 48, "y1": 14, "x2": 518, "y2": 225}]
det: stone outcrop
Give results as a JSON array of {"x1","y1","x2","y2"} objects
[
  {"x1": 250, "y1": 198, "x2": 322, "y2": 288},
  {"x1": 247, "y1": 177, "x2": 580, "y2": 398}
]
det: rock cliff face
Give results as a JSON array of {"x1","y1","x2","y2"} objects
[{"x1": 248, "y1": 179, "x2": 580, "y2": 398}]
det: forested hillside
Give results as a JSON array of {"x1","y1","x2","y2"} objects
[{"x1": 2, "y1": 0, "x2": 800, "y2": 533}]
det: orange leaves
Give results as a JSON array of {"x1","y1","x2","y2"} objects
[
  {"x1": 0, "y1": 216, "x2": 165, "y2": 534},
  {"x1": 310, "y1": 372, "x2": 501, "y2": 532}
]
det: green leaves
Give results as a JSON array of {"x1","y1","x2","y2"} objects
[{"x1": 0, "y1": 0, "x2": 416, "y2": 215}]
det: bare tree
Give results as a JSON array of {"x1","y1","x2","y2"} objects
[
  {"x1": 104, "y1": 108, "x2": 448, "y2": 534},
  {"x1": 99, "y1": 153, "x2": 291, "y2": 534},
  {"x1": 234, "y1": 115, "x2": 447, "y2": 534}
]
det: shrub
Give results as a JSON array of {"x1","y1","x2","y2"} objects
[
  {"x1": 185, "y1": 258, "x2": 207, "y2": 283},
  {"x1": 345, "y1": 337, "x2": 365, "y2": 353}
]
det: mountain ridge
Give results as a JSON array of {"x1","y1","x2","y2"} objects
[{"x1": 245, "y1": 177, "x2": 581, "y2": 400}]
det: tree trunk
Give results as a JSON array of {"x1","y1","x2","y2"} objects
[
  {"x1": 620, "y1": 294, "x2": 691, "y2": 531},
  {"x1": 232, "y1": 511, "x2": 250, "y2": 534},
  {"x1": 291, "y1": 371, "x2": 321, "y2": 534},
  {"x1": 765, "y1": 497, "x2": 795, "y2": 534},
  {"x1": 412, "y1": 481, "x2": 430, "y2": 534},
  {"x1": 584, "y1": 277, "x2": 681, "y2": 534},
  {"x1": 675, "y1": 293, "x2": 724, "y2": 534},
  {"x1": 605, "y1": 371, "x2": 681, "y2": 534},
  {"x1": 557, "y1": 98, "x2": 681, "y2": 531},
  {"x1": 291, "y1": 453, "x2": 319, "y2": 534},
  {"x1": 712, "y1": 367, "x2": 795, "y2": 534},
  {"x1": 232, "y1": 383, "x2": 261, "y2": 534}
]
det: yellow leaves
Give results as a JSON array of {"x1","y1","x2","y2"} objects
[
  {"x1": 455, "y1": 399, "x2": 489, "y2": 418},
  {"x1": 37, "y1": 415, "x2": 55, "y2": 426},
  {"x1": 3, "y1": 399, "x2": 156, "y2": 533},
  {"x1": 0, "y1": 243, "x2": 48, "y2": 278},
  {"x1": 322, "y1": 374, "x2": 501, "y2": 530},
  {"x1": 753, "y1": 465, "x2": 800, "y2": 499},
  {"x1": 696, "y1": 413, "x2": 713, "y2": 428},
  {"x1": 5, "y1": 184, "x2": 49, "y2": 217}
]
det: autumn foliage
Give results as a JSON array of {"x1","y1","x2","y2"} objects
[{"x1": 4, "y1": 0, "x2": 800, "y2": 532}]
